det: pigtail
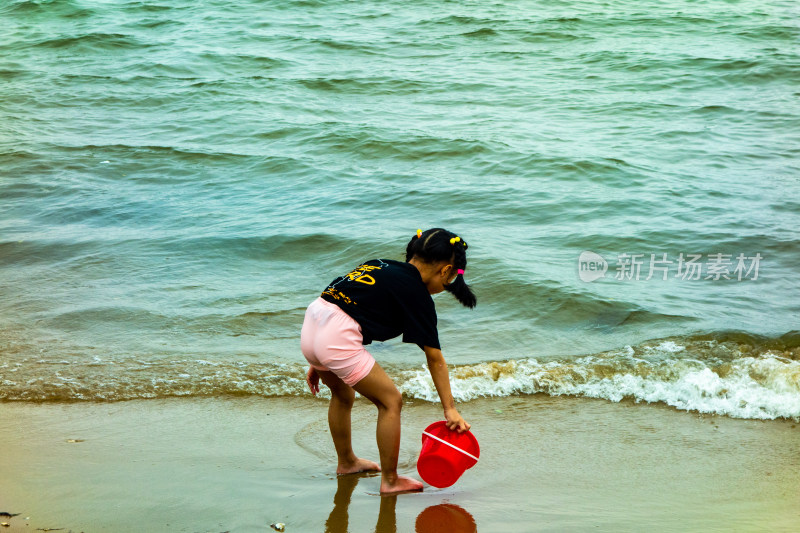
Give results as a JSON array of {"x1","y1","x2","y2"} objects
[
  {"x1": 444, "y1": 239, "x2": 477, "y2": 309},
  {"x1": 445, "y1": 274, "x2": 476, "y2": 309}
]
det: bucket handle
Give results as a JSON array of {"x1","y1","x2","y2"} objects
[{"x1": 422, "y1": 431, "x2": 479, "y2": 462}]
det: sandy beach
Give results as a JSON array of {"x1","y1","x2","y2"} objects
[
  {"x1": 1, "y1": 395, "x2": 797, "y2": 532},
  {"x1": 3, "y1": 0, "x2": 800, "y2": 530}
]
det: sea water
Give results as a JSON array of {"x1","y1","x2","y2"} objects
[{"x1": 1, "y1": 0, "x2": 799, "y2": 419}]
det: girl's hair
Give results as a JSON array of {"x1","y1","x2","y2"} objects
[{"x1": 405, "y1": 228, "x2": 477, "y2": 308}]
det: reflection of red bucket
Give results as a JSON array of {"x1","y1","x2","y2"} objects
[
  {"x1": 415, "y1": 503, "x2": 477, "y2": 533},
  {"x1": 417, "y1": 421, "x2": 480, "y2": 488}
]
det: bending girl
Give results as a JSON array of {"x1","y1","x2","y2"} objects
[{"x1": 300, "y1": 228, "x2": 476, "y2": 494}]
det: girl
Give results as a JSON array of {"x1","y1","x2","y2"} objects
[{"x1": 301, "y1": 228, "x2": 476, "y2": 494}]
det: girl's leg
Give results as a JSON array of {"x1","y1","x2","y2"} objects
[
  {"x1": 317, "y1": 369, "x2": 380, "y2": 475},
  {"x1": 352, "y1": 363, "x2": 423, "y2": 494}
]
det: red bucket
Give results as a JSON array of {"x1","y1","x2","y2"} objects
[{"x1": 417, "y1": 421, "x2": 480, "y2": 488}]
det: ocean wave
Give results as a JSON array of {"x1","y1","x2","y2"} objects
[
  {"x1": 48, "y1": 143, "x2": 254, "y2": 161},
  {"x1": 301, "y1": 125, "x2": 498, "y2": 161},
  {"x1": 416, "y1": 15, "x2": 510, "y2": 27},
  {"x1": 401, "y1": 346, "x2": 800, "y2": 421},
  {"x1": 460, "y1": 28, "x2": 499, "y2": 38},
  {"x1": 0, "y1": 359, "x2": 308, "y2": 402},
  {"x1": 295, "y1": 76, "x2": 432, "y2": 95},
  {"x1": 1, "y1": 0, "x2": 95, "y2": 17},
  {"x1": 3, "y1": 333, "x2": 798, "y2": 421},
  {"x1": 31, "y1": 33, "x2": 151, "y2": 52},
  {"x1": 474, "y1": 269, "x2": 699, "y2": 329}
]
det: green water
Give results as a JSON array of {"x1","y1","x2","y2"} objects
[{"x1": 1, "y1": 0, "x2": 798, "y2": 416}]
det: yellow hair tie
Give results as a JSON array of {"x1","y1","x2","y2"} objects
[
  {"x1": 416, "y1": 229, "x2": 422, "y2": 238},
  {"x1": 449, "y1": 236, "x2": 461, "y2": 244}
]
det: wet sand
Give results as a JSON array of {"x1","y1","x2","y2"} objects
[{"x1": 1, "y1": 395, "x2": 798, "y2": 532}]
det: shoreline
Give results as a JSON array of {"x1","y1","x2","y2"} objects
[{"x1": 1, "y1": 395, "x2": 798, "y2": 532}]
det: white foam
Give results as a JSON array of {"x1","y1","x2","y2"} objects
[
  {"x1": 648, "y1": 341, "x2": 686, "y2": 353},
  {"x1": 397, "y1": 353, "x2": 800, "y2": 421}
]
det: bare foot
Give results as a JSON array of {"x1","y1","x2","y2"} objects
[
  {"x1": 379, "y1": 475, "x2": 424, "y2": 494},
  {"x1": 337, "y1": 457, "x2": 381, "y2": 475}
]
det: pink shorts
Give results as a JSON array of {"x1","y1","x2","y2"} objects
[{"x1": 300, "y1": 297, "x2": 376, "y2": 387}]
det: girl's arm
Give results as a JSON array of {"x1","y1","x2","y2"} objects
[{"x1": 423, "y1": 345, "x2": 471, "y2": 432}]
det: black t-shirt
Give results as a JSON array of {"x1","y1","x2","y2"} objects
[{"x1": 320, "y1": 258, "x2": 440, "y2": 350}]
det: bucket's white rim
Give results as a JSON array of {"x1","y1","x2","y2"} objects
[{"x1": 422, "y1": 431, "x2": 479, "y2": 463}]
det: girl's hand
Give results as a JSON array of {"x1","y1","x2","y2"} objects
[
  {"x1": 444, "y1": 407, "x2": 471, "y2": 433},
  {"x1": 306, "y1": 366, "x2": 320, "y2": 396}
]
